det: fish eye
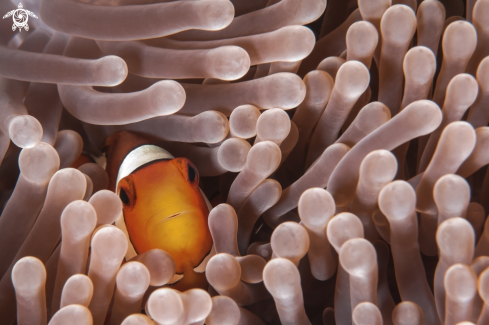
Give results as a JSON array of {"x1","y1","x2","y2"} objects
[
  {"x1": 188, "y1": 164, "x2": 196, "y2": 183},
  {"x1": 119, "y1": 188, "x2": 130, "y2": 205}
]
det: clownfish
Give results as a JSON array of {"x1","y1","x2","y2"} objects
[{"x1": 104, "y1": 131, "x2": 214, "y2": 291}]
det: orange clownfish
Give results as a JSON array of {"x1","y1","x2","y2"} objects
[{"x1": 104, "y1": 132, "x2": 214, "y2": 291}]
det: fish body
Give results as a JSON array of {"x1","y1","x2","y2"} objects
[{"x1": 104, "y1": 132, "x2": 213, "y2": 290}]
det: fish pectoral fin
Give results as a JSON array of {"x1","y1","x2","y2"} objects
[
  {"x1": 193, "y1": 245, "x2": 216, "y2": 273},
  {"x1": 167, "y1": 273, "x2": 184, "y2": 285}
]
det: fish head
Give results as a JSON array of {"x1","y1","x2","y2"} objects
[{"x1": 117, "y1": 157, "x2": 213, "y2": 290}]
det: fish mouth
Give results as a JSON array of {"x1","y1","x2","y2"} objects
[
  {"x1": 146, "y1": 210, "x2": 197, "y2": 228},
  {"x1": 165, "y1": 212, "x2": 182, "y2": 220}
]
